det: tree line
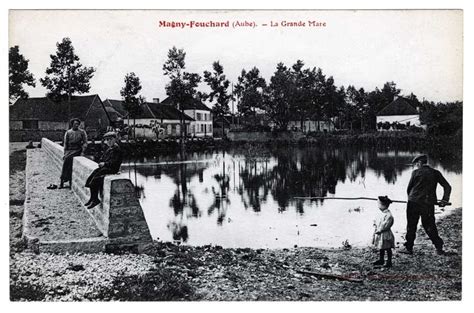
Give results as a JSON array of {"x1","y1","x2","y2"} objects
[{"x1": 9, "y1": 38, "x2": 462, "y2": 135}]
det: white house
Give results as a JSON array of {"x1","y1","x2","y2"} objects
[
  {"x1": 161, "y1": 97, "x2": 213, "y2": 137},
  {"x1": 376, "y1": 97, "x2": 422, "y2": 131}
]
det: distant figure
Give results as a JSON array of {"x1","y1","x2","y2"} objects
[
  {"x1": 400, "y1": 154, "x2": 451, "y2": 255},
  {"x1": 84, "y1": 132, "x2": 122, "y2": 209},
  {"x1": 372, "y1": 196, "x2": 395, "y2": 268},
  {"x1": 60, "y1": 118, "x2": 88, "y2": 189}
]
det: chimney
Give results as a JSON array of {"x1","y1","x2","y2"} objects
[{"x1": 153, "y1": 98, "x2": 160, "y2": 104}]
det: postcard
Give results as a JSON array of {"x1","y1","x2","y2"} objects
[{"x1": 8, "y1": 9, "x2": 463, "y2": 301}]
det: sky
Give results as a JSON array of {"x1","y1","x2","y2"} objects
[{"x1": 9, "y1": 10, "x2": 463, "y2": 104}]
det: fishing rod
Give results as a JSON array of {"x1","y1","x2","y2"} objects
[{"x1": 293, "y1": 196, "x2": 451, "y2": 206}]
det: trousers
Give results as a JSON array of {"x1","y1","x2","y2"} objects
[{"x1": 405, "y1": 201, "x2": 444, "y2": 250}]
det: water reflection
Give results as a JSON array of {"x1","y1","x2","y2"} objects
[{"x1": 119, "y1": 146, "x2": 462, "y2": 248}]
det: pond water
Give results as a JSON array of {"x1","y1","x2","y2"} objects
[{"x1": 117, "y1": 147, "x2": 462, "y2": 249}]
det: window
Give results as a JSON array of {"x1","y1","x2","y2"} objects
[
  {"x1": 167, "y1": 124, "x2": 172, "y2": 135},
  {"x1": 196, "y1": 113, "x2": 202, "y2": 121},
  {"x1": 22, "y1": 120, "x2": 39, "y2": 129},
  {"x1": 201, "y1": 124, "x2": 205, "y2": 132},
  {"x1": 176, "y1": 124, "x2": 180, "y2": 135}
]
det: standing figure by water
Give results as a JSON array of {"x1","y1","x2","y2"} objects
[
  {"x1": 84, "y1": 132, "x2": 123, "y2": 209},
  {"x1": 372, "y1": 196, "x2": 395, "y2": 268},
  {"x1": 400, "y1": 154, "x2": 451, "y2": 255},
  {"x1": 60, "y1": 118, "x2": 88, "y2": 189}
]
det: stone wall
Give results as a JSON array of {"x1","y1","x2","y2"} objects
[
  {"x1": 42, "y1": 137, "x2": 63, "y2": 172},
  {"x1": 103, "y1": 178, "x2": 152, "y2": 247},
  {"x1": 40, "y1": 138, "x2": 152, "y2": 246}
]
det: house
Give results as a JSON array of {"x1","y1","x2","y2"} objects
[
  {"x1": 10, "y1": 94, "x2": 112, "y2": 142},
  {"x1": 160, "y1": 97, "x2": 213, "y2": 137},
  {"x1": 376, "y1": 96, "x2": 422, "y2": 131},
  {"x1": 103, "y1": 99, "x2": 194, "y2": 139}
]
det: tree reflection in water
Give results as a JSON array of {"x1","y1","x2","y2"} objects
[
  {"x1": 124, "y1": 145, "x2": 461, "y2": 244},
  {"x1": 208, "y1": 151, "x2": 231, "y2": 225}
]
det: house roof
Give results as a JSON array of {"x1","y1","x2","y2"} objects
[
  {"x1": 104, "y1": 106, "x2": 122, "y2": 122},
  {"x1": 160, "y1": 96, "x2": 211, "y2": 111},
  {"x1": 377, "y1": 97, "x2": 418, "y2": 116},
  {"x1": 10, "y1": 95, "x2": 105, "y2": 122},
  {"x1": 103, "y1": 99, "x2": 128, "y2": 117},
  {"x1": 147, "y1": 103, "x2": 194, "y2": 121},
  {"x1": 104, "y1": 99, "x2": 194, "y2": 121}
]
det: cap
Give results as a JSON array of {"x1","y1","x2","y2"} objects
[
  {"x1": 411, "y1": 154, "x2": 428, "y2": 164},
  {"x1": 103, "y1": 131, "x2": 117, "y2": 138},
  {"x1": 378, "y1": 195, "x2": 393, "y2": 205}
]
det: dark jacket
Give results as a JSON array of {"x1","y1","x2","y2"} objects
[
  {"x1": 85, "y1": 144, "x2": 122, "y2": 187},
  {"x1": 407, "y1": 165, "x2": 451, "y2": 205},
  {"x1": 99, "y1": 144, "x2": 122, "y2": 173}
]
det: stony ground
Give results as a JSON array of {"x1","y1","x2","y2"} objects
[
  {"x1": 9, "y1": 144, "x2": 462, "y2": 301},
  {"x1": 23, "y1": 148, "x2": 102, "y2": 242}
]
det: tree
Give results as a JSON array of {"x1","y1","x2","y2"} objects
[
  {"x1": 40, "y1": 37, "x2": 95, "y2": 102},
  {"x1": 345, "y1": 86, "x2": 368, "y2": 130},
  {"x1": 333, "y1": 86, "x2": 347, "y2": 129},
  {"x1": 380, "y1": 81, "x2": 401, "y2": 106},
  {"x1": 163, "y1": 47, "x2": 201, "y2": 107},
  {"x1": 163, "y1": 47, "x2": 201, "y2": 140},
  {"x1": 9, "y1": 46, "x2": 36, "y2": 104},
  {"x1": 234, "y1": 67, "x2": 266, "y2": 119},
  {"x1": 265, "y1": 63, "x2": 294, "y2": 130},
  {"x1": 420, "y1": 101, "x2": 462, "y2": 135},
  {"x1": 290, "y1": 60, "x2": 319, "y2": 131},
  {"x1": 203, "y1": 61, "x2": 232, "y2": 137},
  {"x1": 306, "y1": 68, "x2": 327, "y2": 130},
  {"x1": 120, "y1": 72, "x2": 144, "y2": 140},
  {"x1": 320, "y1": 76, "x2": 341, "y2": 122}
]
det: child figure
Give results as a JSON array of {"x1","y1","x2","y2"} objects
[{"x1": 372, "y1": 196, "x2": 395, "y2": 268}]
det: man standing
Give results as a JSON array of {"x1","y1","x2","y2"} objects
[
  {"x1": 84, "y1": 132, "x2": 122, "y2": 209},
  {"x1": 400, "y1": 154, "x2": 451, "y2": 255}
]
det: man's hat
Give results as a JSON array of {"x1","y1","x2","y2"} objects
[
  {"x1": 103, "y1": 131, "x2": 117, "y2": 139},
  {"x1": 378, "y1": 195, "x2": 392, "y2": 205},
  {"x1": 411, "y1": 154, "x2": 428, "y2": 164}
]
